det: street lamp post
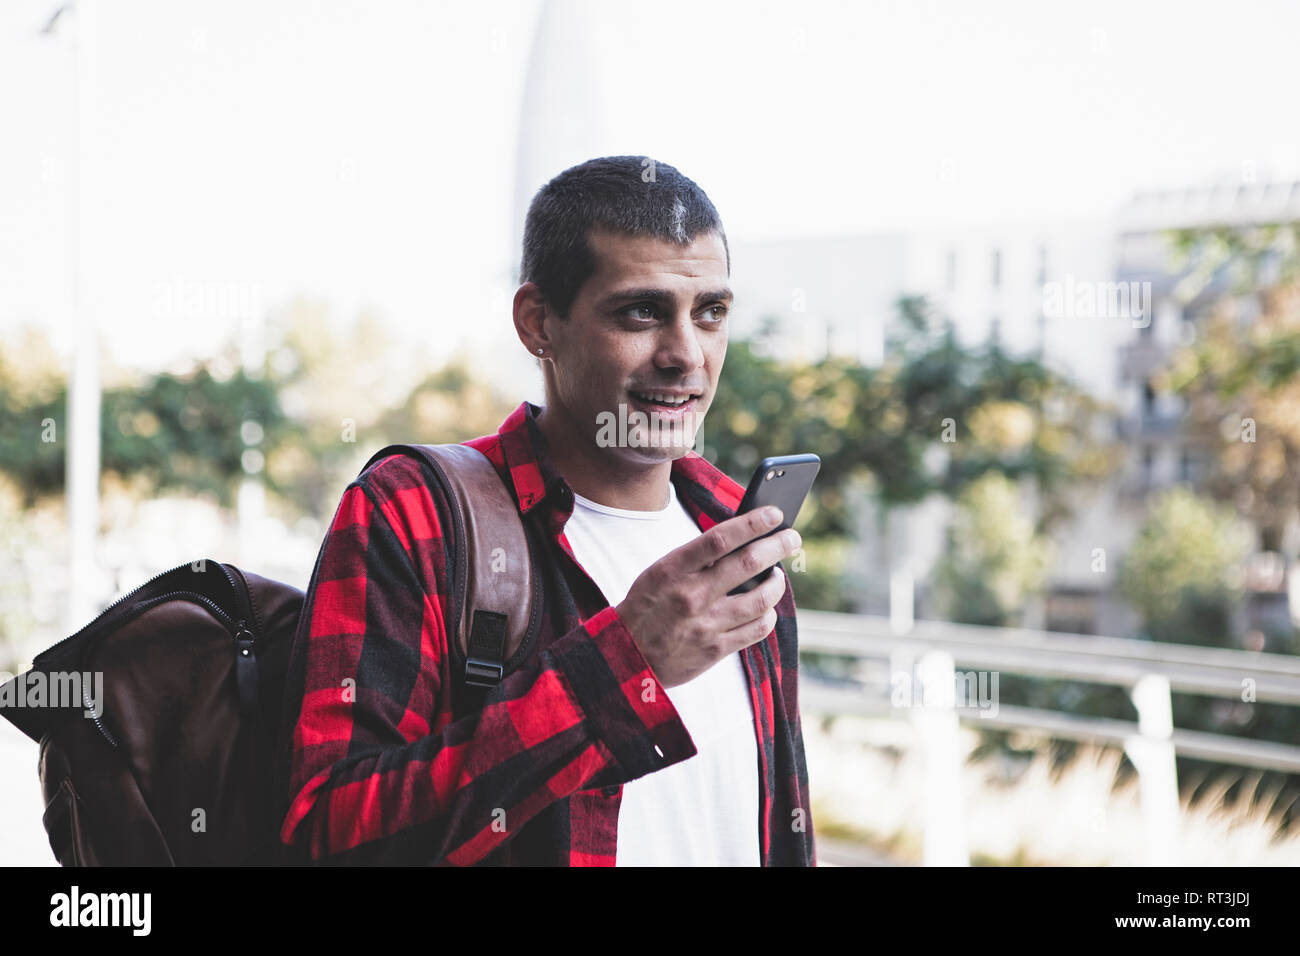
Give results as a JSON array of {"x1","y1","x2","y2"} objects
[{"x1": 45, "y1": 0, "x2": 105, "y2": 633}]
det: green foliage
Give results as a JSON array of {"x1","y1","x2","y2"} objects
[
  {"x1": 932, "y1": 471, "x2": 1054, "y2": 627},
  {"x1": 103, "y1": 367, "x2": 290, "y2": 507},
  {"x1": 782, "y1": 534, "x2": 856, "y2": 614},
  {"x1": 0, "y1": 311, "x2": 517, "y2": 523},
  {"x1": 0, "y1": 389, "x2": 64, "y2": 499},
  {"x1": 700, "y1": 295, "x2": 1111, "y2": 607},
  {"x1": 1117, "y1": 485, "x2": 1252, "y2": 645},
  {"x1": 1159, "y1": 283, "x2": 1300, "y2": 552},
  {"x1": 704, "y1": 297, "x2": 1110, "y2": 534},
  {"x1": 1169, "y1": 223, "x2": 1300, "y2": 298},
  {"x1": 0, "y1": 363, "x2": 291, "y2": 509}
]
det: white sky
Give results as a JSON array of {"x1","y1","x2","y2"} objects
[{"x1": 1, "y1": 0, "x2": 1297, "y2": 375}]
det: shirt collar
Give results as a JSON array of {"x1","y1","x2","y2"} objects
[{"x1": 487, "y1": 401, "x2": 745, "y2": 526}]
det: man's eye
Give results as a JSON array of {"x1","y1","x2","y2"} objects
[{"x1": 621, "y1": 304, "x2": 727, "y2": 322}]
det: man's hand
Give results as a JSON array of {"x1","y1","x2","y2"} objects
[{"x1": 614, "y1": 505, "x2": 800, "y2": 688}]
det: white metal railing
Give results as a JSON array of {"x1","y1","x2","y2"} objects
[{"x1": 797, "y1": 609, "x2": 1300, "y2": 866}]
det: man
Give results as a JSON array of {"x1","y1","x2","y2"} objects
[{"x1": 277, "y1": 155, "x2": 816, "y2": 866}]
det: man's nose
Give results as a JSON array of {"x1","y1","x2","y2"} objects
[{"x1": 656, "y1": 314, "x2": 705, "y2": 373}]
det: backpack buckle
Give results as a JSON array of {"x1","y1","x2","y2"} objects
[
  {"x1": 464, "y1": 657, "x2": 504, "y2": 687},
  {"x1": 464, "y1": 609, "x2": 508, "y2": 687}
]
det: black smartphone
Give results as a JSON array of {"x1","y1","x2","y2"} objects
[{"x1": 726, "y1": 453, "x2": 821, "y2": 595}]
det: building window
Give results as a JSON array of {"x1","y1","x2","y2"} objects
[
  {"x1": 1037, "y1": 244, "x2": 1048, "y2": 286},
  {"x1": 991, "y1": 248, "x2": 1001, "y2": 289},
  {"x1": 946, "y1": 249, "x2": 957, "y2": 292}
]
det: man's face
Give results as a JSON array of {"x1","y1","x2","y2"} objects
[{"x1": 542, "y1": 226, "x2": 730, "y2": 466}]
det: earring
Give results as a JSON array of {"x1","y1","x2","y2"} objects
[{"x1": 536, "y1": 348, "x2": 544, "y2": 355}]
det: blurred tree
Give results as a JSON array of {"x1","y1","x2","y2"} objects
[
  {"x1": 0, "y1": 337, "x2": 291, "y2": 510},
  {"x1": 372, "y1": 358, "x2": 517, "y2": 450},
  {"x1": 703, "y1": 296, "x2": 1113, "y2": 609},
  {"x1": 1169, "y1": 232, "x2": 1300, "y2": 823},
  {"x1": 0, "y1": 306, "x2": 516, "y2": 524},
  {"x1": 0, "y1": 325, "x2": 68, "y2": 501},
  {"x1": 1158, "y1": 281, "x2": 1300, "y2": 555},
  {"x1": 1117, "y1": 485, "x2": 1253, "y2": 646},
  {"x1": 261, "y1": 300, "x2": 438, "y2": 520},
  {"x1": 265, "y1": 303, "x2": 516, "y2": 520},
  {"x1": 1169, "y1": 222, "x2": 1300, "y2": 302},
  {"x1": 102, "y1": 364, "x2": 290, "y2": 507},
  {"x1": 932, "y1": 471, "x2": 1055, "y2": 627}
]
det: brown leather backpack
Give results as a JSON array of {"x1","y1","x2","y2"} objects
[{"x1": 0, "y1": 443, "x2": 542, "y2": 866}]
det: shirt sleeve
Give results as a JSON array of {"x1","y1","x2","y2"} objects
[{"x1": 276, "y1": 456, "x2": 696, "y2": 864}]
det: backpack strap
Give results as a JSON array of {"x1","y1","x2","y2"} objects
[{"x1": 360, "y1": 443, "x2": 541, "y2": 692}]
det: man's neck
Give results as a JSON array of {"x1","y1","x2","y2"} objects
[{"x1": 536, "y1": 403, "x2": 673, "y2": 511}]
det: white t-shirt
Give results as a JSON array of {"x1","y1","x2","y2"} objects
[{"x1": 562, "y1": 480, "x2": 761, "y2": 866}]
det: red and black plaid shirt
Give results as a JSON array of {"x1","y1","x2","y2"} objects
[{"x1": 278, "y1": 400, "x2": 816, "y2": 865}]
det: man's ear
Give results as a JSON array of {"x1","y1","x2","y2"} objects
[{"x1": 513, "y1": 282, "x2": 552, "y2": 356}]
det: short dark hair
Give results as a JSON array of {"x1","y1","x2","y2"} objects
[{"x1": 519, "y1": 155, "x2": 730, "y2": 319}]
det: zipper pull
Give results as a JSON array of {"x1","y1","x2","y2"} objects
[
  {"x1": 235, "y1": 621, "x2": 256, "y2": 657},
  {"x1": 234, "y1": 620, "x2": 258, "y2": 714}
]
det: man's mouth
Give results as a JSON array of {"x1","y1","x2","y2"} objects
[{"x1": 627, "y1": 389, "x2": 703, "y2": 413}]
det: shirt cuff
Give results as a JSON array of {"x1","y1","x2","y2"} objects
[{"x1": 547, "y1": 604, "x2": 696, "y2": 781}]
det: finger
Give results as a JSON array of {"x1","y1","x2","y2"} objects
[
  {"x1": 706, "y1": 528, "x2": 801, "y2": 596},
  {"x1": 718, "y1": 605, "x2": 780, "y2": 655},
  {"x1": 712, "y1": 564, "x2": 788, "y2": 632},
  {"x1": 674, "y1": 506, "x2": 785, "y2": 573}
]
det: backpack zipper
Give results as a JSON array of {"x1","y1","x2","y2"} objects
[
  {"x1": 36, "y1": 560, "x2": 240, "y2": 662},
  {"x1": 82, "y1": 679, "x2": 118, "y2": 749},
  {"x1": 131, "y1": 590, "x2": 239, "y2": 631},
  {"x1": 65, "y1": 589, "x2": 246, "y2": 750}
]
